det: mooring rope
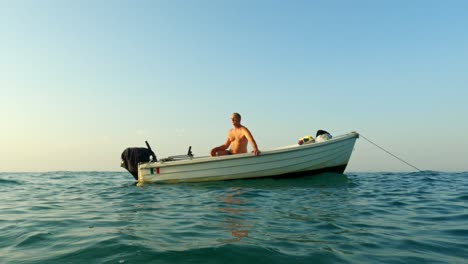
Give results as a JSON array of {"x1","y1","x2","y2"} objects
[{"x1": 360, "y1": 134, "x2": 421, "y2": 172}]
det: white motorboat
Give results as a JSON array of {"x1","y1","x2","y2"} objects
[{"x1": 121, "y1": 131, "x2": 359, "y2": 184}]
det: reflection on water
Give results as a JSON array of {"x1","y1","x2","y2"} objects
[{"x1": 218, "y1": 187, "x2": 253, "y2": 243}]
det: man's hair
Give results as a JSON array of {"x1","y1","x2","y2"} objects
[{"x1": 232, "y1": 112, "x2": 241, "y2": 120}]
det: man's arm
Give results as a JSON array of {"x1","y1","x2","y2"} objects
[
  {"x1": 243, "y1": 127, "x2": 260, "y2": 156},
  {"x1": 210, "y1": 136, "x2": 231, "y2": 156}
]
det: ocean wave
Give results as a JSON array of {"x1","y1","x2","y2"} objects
[
  {"x1": 1, "y1": 171, "x2": 468, "y2": 264},
  {"x1": 0, "y1": 178, "x2": 21, "y2": 185}
]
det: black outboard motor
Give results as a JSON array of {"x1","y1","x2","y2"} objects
[{"x1": 121, "y1": 141, "x2": 157, "y2": 180}]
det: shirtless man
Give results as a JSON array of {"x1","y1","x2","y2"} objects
[{"x1": 210, "y1": 113, "x2": 260, "y2": 157}]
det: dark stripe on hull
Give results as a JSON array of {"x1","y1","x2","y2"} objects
[
  {"x1": 271, "y1": 164, "x2": 348, "y2": 179},
  {"x1": 210, "y1": 164, "x2": 348, "y2": 182}
]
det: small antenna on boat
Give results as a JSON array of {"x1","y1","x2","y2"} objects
[
  {"x1": 145, "y1": 141, "x2": 157, "y2": 162},
  {"x1": 360, "y1": 134, "x2": 421, "y2": 171},
  {"x1": 187, "y1": 146, "x2": 193, "y2": 157}
]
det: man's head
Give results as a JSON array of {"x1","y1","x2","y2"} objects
[{"x1": 231, "y1": 112, "x2": 241, "y2": 127}]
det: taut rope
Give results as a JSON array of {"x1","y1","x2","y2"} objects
[{"x1": 360, "y1": 134, "x2": 421, "y2": 172}]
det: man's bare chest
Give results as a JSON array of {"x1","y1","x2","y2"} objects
[{"x1": 229, "y1": 130, "x2": 246, "y2": 142}]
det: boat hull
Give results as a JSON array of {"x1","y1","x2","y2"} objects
[{"x1": 138, "y1": 132, "x2": 358, "y2": 183}]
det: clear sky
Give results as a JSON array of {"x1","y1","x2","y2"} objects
[{"x1": 1, "y1": 1, "x2": 467, "y2": 172}]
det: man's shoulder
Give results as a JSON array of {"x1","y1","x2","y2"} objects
[{"x1": 240, "y1": 125, "x2": 250, "y2": 131}]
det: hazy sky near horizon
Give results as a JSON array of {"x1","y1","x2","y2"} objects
[{"x1": 1, "y1": 1, "x2": 467, "y2": 172}]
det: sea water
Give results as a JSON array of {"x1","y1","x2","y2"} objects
[{"x1": 0, "y1": 171, "x2": 467, "y2": 264}]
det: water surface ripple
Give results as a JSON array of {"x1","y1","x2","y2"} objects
[{"x1": 1, "y1": 171, "x2": 467, "y2": 263}]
